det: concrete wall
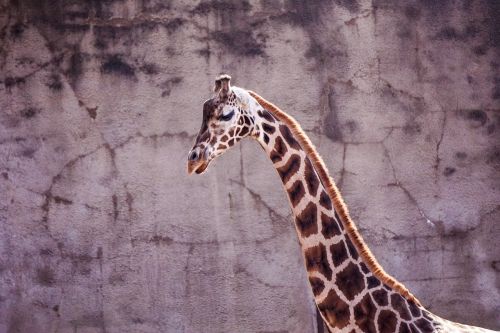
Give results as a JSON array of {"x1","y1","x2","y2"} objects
[{"x1": 0, "y1": 0, "x2": 499, "y2": 332}]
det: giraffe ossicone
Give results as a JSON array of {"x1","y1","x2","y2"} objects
[{"x1": 187, "y1": 75, "x2": 498, "y2": 333}]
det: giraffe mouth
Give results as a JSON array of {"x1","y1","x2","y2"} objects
[{"x1": 187, "y1": 159, "x2": 211, "y2": 175}]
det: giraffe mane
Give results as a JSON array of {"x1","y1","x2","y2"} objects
[{"x1": 248, "y1": 90, "x2": 422, "y2": 307}]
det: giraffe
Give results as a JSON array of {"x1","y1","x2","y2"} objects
[{"x1": 187, "y1": 74, "x2": 498, "y2": 333}]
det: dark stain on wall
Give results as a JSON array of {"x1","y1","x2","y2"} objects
[
  {"x1": 210, "y1": 30, "x2": 266, "y2": 56},
  {"x1": 46, "y1": 73, "x2": 63, "y2": 91},
  {"x1": 465, "y1": 109, "x2": 488, "y2": 127},
  {"x1": 455, "y1": 151, "x2": 467, "y2": 160},
  {"x1": 486, "y1": 147, "x2": 500, "y2": 166},
  {"x1": 492, "y1": 75, "x2": 500, "y2": 100},
  {"x1": 280, "y1": 0, "x2": 333, "y2": 26},
  {"x1": 159, "y1": 76, "x2": 183, "y2": 97},
  {"x1": 19, "y1": 107, "x2": 39, "y2": 119},
  {"x1": 39, "y1": 248, "x2": 54, "y2": 256},
  {"x1": 415, "y1": 0, "x2": 451, "y2": 15},
  {"x1": 324, "y1": 89, "x2": 343, "y2": 142},
  {"x1": 140, "y1": 0, "x2": 173, "y2": 14},
  {"x1": 85, "y1": 105, "x2": 98, "y2": 119},
  {"x1": 491, "y1": 260, "x2": 500, "y2": 272},
  {"x1": 100, "y1": 55, "x2": 135, "y2": 77},
  {"x1": 403, "y1": 5, "x2": 421, "y2": 21},
  {"x1": 305, "y1": 40, "x2": 348, "y2": 68},
  {"x1": 66, "y1": 50, "x2": 85, "y2": 85},
  {"x1": 457, "y1": 109, "x2": 489, "y2": 128},
  {"x1": 486, "y1": 1, "x2": 500, "y2": 49},
  {"x1": 36, "y1": 266, "x2": 55, "y2": 286},
  {"x1": 434, "y1": 25, "x2": 481, "y2": 41},
  {"x1": 191, "y1": 0, "x2": 252, "y2": 16},
  {"x1": 7, "y1": 311, "x2": 26, "y2": 333},
  {"x1": 52, "y1": 304, "x2": 60, "y2": 317},
  {"x1": 4, "y1": 77, "x2": 25, "y2": 91},
  {"x1": 21, "y1": 148, "x2": 36, "y2": 158},
  {"x1": 191, "y1": 0, "x2": 270, "y2": 57},
  {"x1": 94, "y1": 25, "x2": 134, "y2": 50},
  {"x1": 139, "y1": 63, "x2": 160, "y2": 75},
  {"x1": 443, "y1": 167, "x2": 456, "y2": 177},
  {"x1": 53, "y1": 196, "x2": 73, "y2": 205},
  {"x1": 10, "y1": 22, "x2": 26, "y2": 39},
  {"x1": 163, "y1": 17, "x2": 186, "y2": 34},
  {"x1": 70, "y1": 313, "x2": 106, "y2": 331},
  {"x1": 402, "y1": 122, "x2": 422, "y2": 136},
  {"x1": 334, "y1": 0, "x2": 360, "y2": 13}
]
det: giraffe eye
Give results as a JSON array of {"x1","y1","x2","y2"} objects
[{"x1": 219, "y1": 110, "x2": 234, "y2": 121}]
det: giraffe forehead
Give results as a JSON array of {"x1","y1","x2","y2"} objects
[{"x1": 202, "y1": 97, "x2": 219, "y2": 119}]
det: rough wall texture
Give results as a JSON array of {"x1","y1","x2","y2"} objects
[{"x1": 0, "y1": 0, "x2": 499, "y2": 332}]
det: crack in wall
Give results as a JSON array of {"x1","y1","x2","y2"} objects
[
  {"x1": 229, "y1": 178, "x2": 289, "y2": 228},
  {"x1": 434, "y1": 107, "x2": 448, "y2": 178},
  {"x1": 233, "y1": 265, "x2": 288, "y2": 289},
  {"x1": 336, "y1": 144, "x2": 348, "y2": 190},
  {"x1": 1, "y1": 53, "x2": 65, "y2": 91},
  {"x1": 382, "y1": 144, "x2": 439, "y2": 230}
]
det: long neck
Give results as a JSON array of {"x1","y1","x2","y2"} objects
[{"x1": 248, "y1": 93, "x2": 436, "y2": 332}]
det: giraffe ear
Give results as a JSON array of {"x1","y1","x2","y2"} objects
[{"x1": 214, "y1": 74, "x2": 231, "y2": 99}]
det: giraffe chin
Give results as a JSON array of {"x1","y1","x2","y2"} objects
[{"x1": 187, "y1": 160, "x2": 211, "y2": 175}]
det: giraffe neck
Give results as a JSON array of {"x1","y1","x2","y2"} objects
[{"x1": 248, "y1": 94, "x2": 442, "y2": 333}]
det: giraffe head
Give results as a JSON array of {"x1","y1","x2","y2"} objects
[{"x1": 187, "y1": 75, "x2": 258, "y2": 174}]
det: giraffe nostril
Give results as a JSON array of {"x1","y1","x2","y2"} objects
[{"x1": 189, "y1": 150, "x2": 199, "y2": 161}]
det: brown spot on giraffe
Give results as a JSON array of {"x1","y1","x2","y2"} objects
[
  {"x1": 243, "y1": 115, "x2": 251, "y2": 125},
  {"x1": 318, "y1": 288, "x2": 350, "y2": 329},
  {"x1": 319, "y1": 190, "x2": 332, "y2": 210},
  {"x1": 330, "y1": 241, "x2": 349, "y2": 266},
  {"x1": 279, "y1": 124, "x2": 301, "y2": 150},
  {"x1": 372, "y1": 289, "x2": 389, "y2": 306},
  {"x1": 295, "y1": 202, "x2": 318, "y2": 238},
  {"x1": 415, "y1": 317, "x2": 434, "y2": 332},
  {"x1": 378, "y1": 309, "x2": 398, "y2": 333},
  {"x1": 216, "y1": 143, "x2": 228, "y2": 150},
  {"x1": 354, "y1": 293, "x2": 378, "y2": 333},
  {"x1": 258, "y1": 109, "x2": 275, "y2": 123},
  {"x1": 321, "y1": 213, "x2": 342, "y2": 238},
  {"x1": 367, "y1": 276, "x2": 381, "y2": 288},
  {"x1": 408, "y1": 301, "x2": 422, "y2": 317},
  {"x1": 239, "y1": 126, "x2": 250, "y2": 137},
  {"x1": 199, "y1": 131, "x2": 210, "y2": 143},
  {"x1": 309, "y1": 276, "x2": 325, "y2": 296},
  {"x1": 262, "y1": 123, "x2": 276, "y2": 135},
  {"x1": 304, "y1": 243, "x2": 333, "y2": 280},
  {"x1": 277, "y1": 154, "x2": 301, "y2": 184},
  {"x1": 399, "y1": 322, "x2": 411, "y2": 333},
  {"x1": 391, "y1": 293, "x2": 412, "y2": 321},
  {"x1": 345, "y1": 236, "x2": 358, "y2": 260},
  {"x1": 360, "y1": 262, "x2": 370, "y2": 274},
  {"x1": 334, "y1": 211, "x2": 344, "y2": 231},
  {"x1": 287, "y1": 180, "x2": 305, "y2": 207},
  {"x1": 263, "y1": 133, "x2": 270, "y2": 144},
  {"x1": 304, "y1": 157, "x2": 320, "y2": 196},
  {"x1": 336, "y1": 261, "x2": 365, "y2": 300},
  {"x1": 410, "y1": 323, "x2": 422, "y2": 333},
  {"x1": 270, "y1": 136, "x2": 287, "y2": 163}
]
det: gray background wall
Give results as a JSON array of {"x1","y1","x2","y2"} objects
[{"x1": 0, "y1": 0, "x2": 499, "y2": 332}]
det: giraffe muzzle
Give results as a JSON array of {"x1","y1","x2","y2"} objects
[{"x1": 187, "y1": 147, "x2": 211, "y2": 175}]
